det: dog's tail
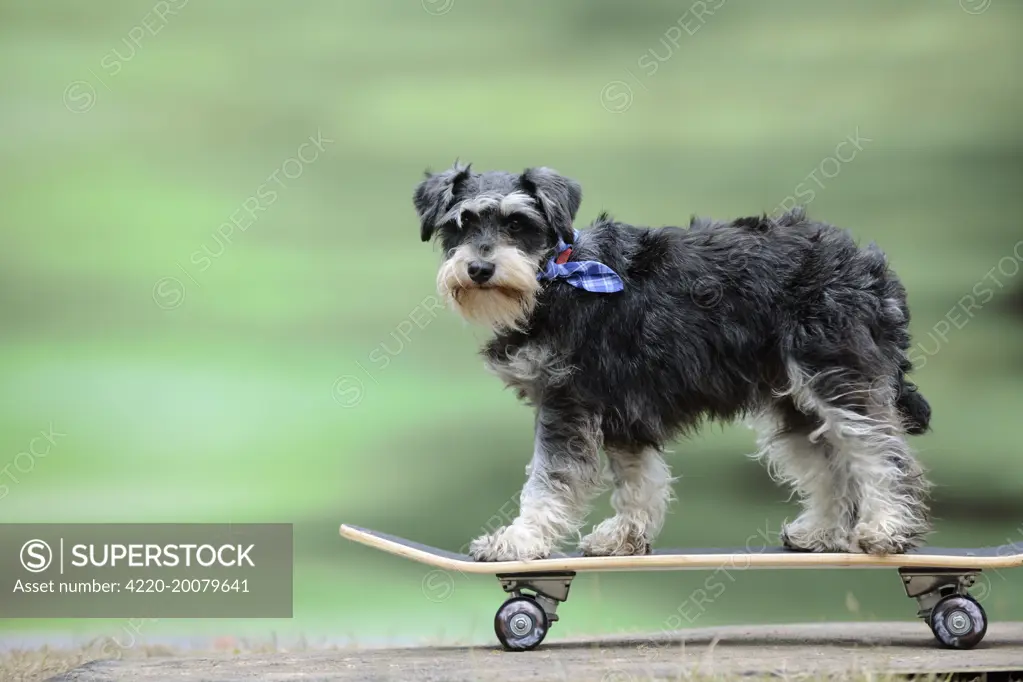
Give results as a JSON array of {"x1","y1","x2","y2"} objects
[{"x1": 897, "y1": 377, "x2": 931, "y2": 435}]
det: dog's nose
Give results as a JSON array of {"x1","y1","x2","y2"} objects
[{"x1": 467, "y1": 261, "x2": 496, "y2": 284}]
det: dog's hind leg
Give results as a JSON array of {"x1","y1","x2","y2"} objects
[
  {"x1": 578, "y1": 445, "x2": 675, "y2": 556},
  {"x1": 469, "y1": 404, "x2": 604, "y2": 561},
  {"x1": 784, "y1": 363, "x2": 931, "y2": 554},
  {"x1": 752, "y1": 401, "x2": 855, "y2": 552}
]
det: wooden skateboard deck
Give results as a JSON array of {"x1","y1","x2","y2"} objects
[{"x1": 339, "y1": 524, "x2": 1023, "y2": 572}]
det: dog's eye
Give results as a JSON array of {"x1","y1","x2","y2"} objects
[{"x1": 506, "y1": 217, "x2": 526, "y2": 233}]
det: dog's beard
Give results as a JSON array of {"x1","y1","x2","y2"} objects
[{"x1": 437, "y1": 244, "x2": 540, "y2": 332}]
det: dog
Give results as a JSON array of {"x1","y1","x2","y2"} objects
[{"x1": 412, "y1": 161, "x2": 932, "y2": 561}]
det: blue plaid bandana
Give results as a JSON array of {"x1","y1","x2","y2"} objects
[{"x1": 537, "y1": 230, "x2": 624, "y2": 293}]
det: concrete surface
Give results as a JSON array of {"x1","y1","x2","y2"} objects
[{"x1": 55, "y1": 622, "x2": 1023, "y2": 681}]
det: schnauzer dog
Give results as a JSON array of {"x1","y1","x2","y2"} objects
[{"x1": 413, "y1": 162, "x2": 932, "y2": 561}]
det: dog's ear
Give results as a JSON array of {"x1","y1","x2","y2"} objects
[
  {"x1": 519, "y1": 167, "x2": 582, "y2": 244},
  {"x1": 413, "y1": 162, "x2": 473, "y2": 242}
]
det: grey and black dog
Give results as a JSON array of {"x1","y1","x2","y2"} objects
[{"x1": 413, "y1": 162, "x2": 932, "y2": 561}]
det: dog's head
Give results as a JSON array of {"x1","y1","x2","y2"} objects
[{"x1": 413, "y1": 162, "x2": 582, "y2": 331}]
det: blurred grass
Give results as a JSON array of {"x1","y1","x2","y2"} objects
[{"x1": 1, "y1": 0, "x2": 1022, "y2": 644}]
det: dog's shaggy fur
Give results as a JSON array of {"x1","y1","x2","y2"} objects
[{"x1": 413, "y1": 162, "x2": 932, "y2": 561}]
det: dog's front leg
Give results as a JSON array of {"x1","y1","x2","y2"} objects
[
  {"x1": 469, "y1": 404, "x2": 603, "y2": 561},
  {"x1": 579, "y1": 446, "x2": 675, "y2": 556}
]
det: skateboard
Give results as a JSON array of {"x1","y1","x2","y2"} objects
[{"x1": 339, "y1": 523, "x2": 1023, "y2": 652}]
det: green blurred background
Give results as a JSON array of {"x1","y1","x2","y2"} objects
[{"x1": 1, "y1": 0, "x2": 1021, "y2": 647}]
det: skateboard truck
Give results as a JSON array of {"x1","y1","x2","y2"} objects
[
  {"x1": 899, "y1": 567, "x2": 987, "y2": 649},
  {"x1": 494, "y1": 572, "x2": 575, "y2": 651}
]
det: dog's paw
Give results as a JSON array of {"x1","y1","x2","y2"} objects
[
  {"x1": 469, "y1": 524, "x2": 551, "y2": 561},
  {"x1": 578, "y1": 517, "x2": 651, "y2": 556},
  {"x1": 780, "y1": 521, "x2": 851, "y2": 553},
  {"x1": 852, "y1": 522, "x2": 922, "y2": 556}
]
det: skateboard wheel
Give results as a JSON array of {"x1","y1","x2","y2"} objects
[
  {"x1": 494, "y1": 596, "x2": 548, "y2": 651},
  {"x1": 929, "y1": 594, "x2": 987, "y2": 649}
]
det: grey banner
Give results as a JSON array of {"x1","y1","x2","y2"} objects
[{"x1": 0, "y1": 524, "x2": 292, "y2": 617}]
